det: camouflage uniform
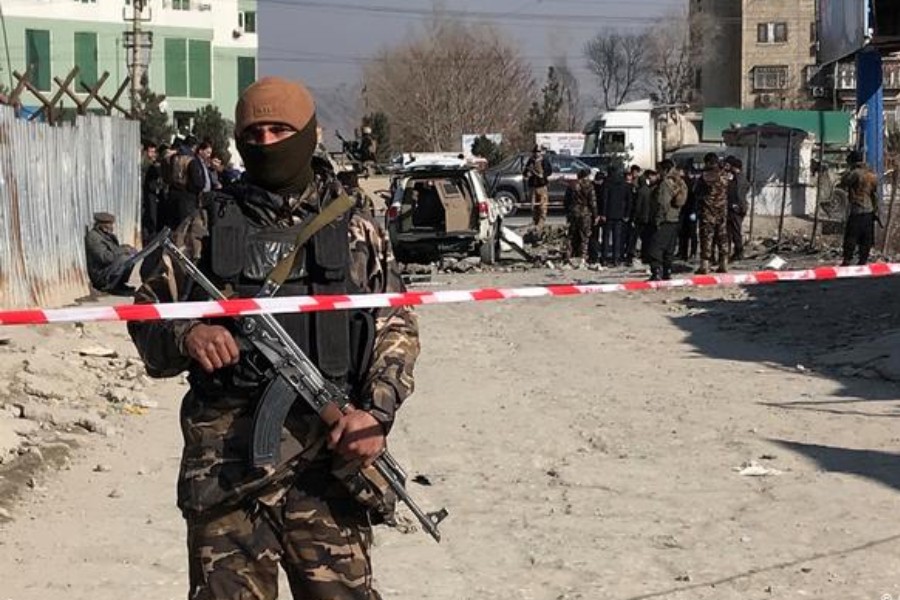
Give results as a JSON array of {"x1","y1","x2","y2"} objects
[
  {"x1": 695, "y1": 165, "x2": 729, "y2": 270},
  {"x1": 128, "y1": 181, "x2": 419, "y2": 600},
  {"x1": 564, "y1": 179, "x2": 597, "y2": 260},
  {"x1": 525, "y1": 154, "x2": 551, "y2": 229}
]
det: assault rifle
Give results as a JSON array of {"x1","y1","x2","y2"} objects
[{"x1": 162, "y1": 238, "x2": 448, "y2": 542}]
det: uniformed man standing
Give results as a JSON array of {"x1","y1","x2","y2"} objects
[
  {"x1": 524, "y1": 145, "x2": 552, "y2": 230},
  {"x1": 359, "y1": 125, "x2": 378, "y2": 176},
  {"x1": 564, "y1": 168, "x2": 598, "y2": 266},
  {"x1": 694, "y1": 153, "x2": 729, "y2": 274},
  {"x1": 839, "y1": 150, "x2": 880, "y2": 266},
  {"x1": 128, "y1": 77, "x2": 419, "y2": 600},
  {"x1": 648, "y1": 160, "x2": 688, "y2": 281}
]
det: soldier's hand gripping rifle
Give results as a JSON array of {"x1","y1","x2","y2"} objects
[{"x1": 162, "y1": 238, "x2": 448, "y2": 542}]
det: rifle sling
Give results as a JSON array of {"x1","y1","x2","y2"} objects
[{"x1": 263, "y1": 193, "x2": 355, "y2": 293}]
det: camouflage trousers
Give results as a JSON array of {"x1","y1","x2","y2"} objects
[
  {"x1": 531, "y1": 186, "x2": 549, "y2": 229},
  {"x1": 699, "y1": 215, "x2": 727, "y2": 262},
  {"x1": 566, "y1": 213, "x2": 592, "y2": 259},
  {"x1": 187, "y1": 469, "x2": 381, "y2": 600}
]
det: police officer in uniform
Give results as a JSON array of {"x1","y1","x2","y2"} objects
[{"x1": 128, "y1": 77, "x2": 419, "y2": 600}]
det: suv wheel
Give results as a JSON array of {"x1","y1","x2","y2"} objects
[{"x1": 494, "y1": 190, "x2": 518, "y2": 218}]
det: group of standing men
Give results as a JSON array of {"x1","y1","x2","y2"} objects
[
  {"x1": 562, "y1": 152, "x2": 750, "y2": 280},
  {"x1": 140, "y1": 136, "x2": 239, "y2": 246}
]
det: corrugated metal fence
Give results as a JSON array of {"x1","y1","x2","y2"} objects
[{"x1": 0, "y1": 107, "x2": 140, "y2": 309}]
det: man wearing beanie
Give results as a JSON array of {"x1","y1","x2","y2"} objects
[
  {"x1": 838, "y1": 149, "x2": 880, "y2": 266},
  {"x1": 128, "y1": 77, "x2": 419, "y2": 600}
]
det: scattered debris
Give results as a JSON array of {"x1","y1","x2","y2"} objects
[
  {"x1": 412, "y1": 474, "x2": 432, "y2": 486},
  {"x1": 736, "y1": 460, "x2": 782, "y2": 477},
  {"x1": 77, "y1": 346, "x2": 118, "y2": 358}
]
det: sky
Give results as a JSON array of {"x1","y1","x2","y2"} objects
[{"x1": 258, "y1": 0, "x2": 686, "y2": 132}]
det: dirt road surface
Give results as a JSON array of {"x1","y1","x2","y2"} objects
[{"x1": 2, "y1": 267, "x2": 900, "y2": 600}]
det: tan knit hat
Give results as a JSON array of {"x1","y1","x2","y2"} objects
[{"x1": 234, "y1": 76, "x2": 316, "y2": 137}]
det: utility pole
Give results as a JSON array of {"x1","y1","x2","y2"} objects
[{"x1": 123, "y1": 0, "x2": 152, "y2": 117}]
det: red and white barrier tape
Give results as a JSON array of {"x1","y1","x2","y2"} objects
[{"x1": 1, "y1": 263, "x2": 899, "y2": 327}]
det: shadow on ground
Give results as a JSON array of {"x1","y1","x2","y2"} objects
[{"x1": 667, "y1": 275, "x2": 900, "y2": 406}]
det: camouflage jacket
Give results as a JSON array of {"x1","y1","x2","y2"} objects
[
  {"x1": 839, "y1": 164, "x2": 879, "y2": 215},
  {"x1": 128, "y1": 183, "x2": 419, "y2": 515},
  {"x1": 564, "y1": 179, "x2": 598, "y2": 220},
  {"x1": 654, "y1": 169, "x2": 689, "y2": 225},
  {"x1": 696, "y1": 166, "x2": 728, "y2": 221}
]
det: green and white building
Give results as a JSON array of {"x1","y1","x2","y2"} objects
[{"x1": 0, "y1": 0, "x2": 258, "y2": 130}]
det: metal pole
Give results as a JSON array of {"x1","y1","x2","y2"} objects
[
  {"x1": 882, "y1": 164, "x2": 898, "y2": 254},
  {"x1": 776, "y1": 130, "x2": 793, "y2": 250},
  {"x1": 748, "y1": 130, "x2": 760, "y2": 241},
  {"x1": 810, "y1": 133, "x2": 826, "y2": 249},
  {"x1": 0, "y1": 1, "x2": 13, "y2": 91}
]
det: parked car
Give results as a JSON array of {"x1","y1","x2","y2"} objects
[
  {"x1": 483, "y1": 152, "x2": 597, "y2": 217},
  {"x1": 386, "y1": 160, "x2": 503, "y2": 265}
]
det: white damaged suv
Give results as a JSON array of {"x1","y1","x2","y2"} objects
[{"x1": 385, "y1": 159, "x2": 503, "y2": 265}]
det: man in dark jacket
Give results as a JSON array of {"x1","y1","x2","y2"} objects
[
  {"x1": 84, "y1": 212, "x2": 137, "y2": 295},
  {"x1": 599, "y1": 168, "x2": 633, "y2": 266},
  {"x1": 628, "y1": 169, "x2": 658, "y2": 263},
  {"x1": 724, "y1": 156, "x2": 749, "y2": 261},
  {"x1": 839, "y1": 150, "x2": 881, "y2": 265}
]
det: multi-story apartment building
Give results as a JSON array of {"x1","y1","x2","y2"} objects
[
  {"x1": 0, "y1": 0, "x2": 257, "y2": 130},
  {"x1": 690, "y1": 0, "x2": 900, "y2": 119},
  {"x1": 691, "y1": 0, "x2": 817, "y2": 109}
]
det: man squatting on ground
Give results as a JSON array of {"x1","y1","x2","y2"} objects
[
  {"x1": 129, "y1": 77, "x2": 420, "y2": 600},
  {"x1": 84, "y1": 212, "x2": 138, "y2": 295}
]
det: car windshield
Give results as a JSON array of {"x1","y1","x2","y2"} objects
[{"x1": 554, "y1": 155, "x2": 592, "y2": 174}]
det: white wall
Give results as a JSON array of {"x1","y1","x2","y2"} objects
[{"x1": 3, "y1": 0, "x2": 256, "y2": 49}]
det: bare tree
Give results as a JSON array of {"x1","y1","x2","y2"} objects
[
  {"x1": 363, "y1": 18, "x2": 534, "y2": 152},
  {"x1": 584, "y1": 30, "x2": 650, "y2": 110},
  {"x1": 553, "y1": 60, "x2": 583, "y2": 130},
  {"x1": 645, "y1": 15, "x2": 694, "y2": 106}
]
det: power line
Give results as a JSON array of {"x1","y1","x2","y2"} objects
[{"x1": 253, "y1": 0, "x2": 699, "y2": 24}]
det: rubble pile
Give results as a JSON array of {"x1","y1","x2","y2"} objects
[{"x1": 0, "y1": 337, "x2": 158, "y2": 467}]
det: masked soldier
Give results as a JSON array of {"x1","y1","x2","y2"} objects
[
  {"x1": 694, "y1": 153, "x2": 729, "y2": 274},
  {"x1": 128, "y1": 77, "x2": 419, "y2": 600}
]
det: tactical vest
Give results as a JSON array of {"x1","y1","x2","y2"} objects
[{"x1": 188, "y1": 187, "x2": 374, "y2": 400}]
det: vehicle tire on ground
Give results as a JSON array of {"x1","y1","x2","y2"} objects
[{"x1": 494, "y1": 189, "x2": 519, "y2": 218}]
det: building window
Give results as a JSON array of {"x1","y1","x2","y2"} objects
[
  {"x1": 74, "y1": 32, "x2": 98, "y2": 89},
  {"x1": 237, "y1": 56, "x2": 256, "y2": 95},
  {"x1": 188, "y1": 40, "x2": 211, "y2": 98},
  {"x1": 810, "y1": 22, "x2": 817, "y2": 43},
  {"x1": 75, "y1": 0, "x2": 97, "y2": 3},
  {"x1": 165, "y1": 38, "x2": 211, "y2": 98},
  {"x1": 753, "y1": 66, "x2": 788, "y2": 90},
  {"x1": 25, "y1": 29, "x2": 51, "y2": 92},
  {"x1": 239, "y1": 11, "x2": 257, "y2": 33},
  {"x1": 757, "y1": 22, "x2": 788, "y2": 44},
  {"x1": 172, "y1": 0, "x2": 190, "y2": 10},
  {"x1": 165, "y1": 38, "x2": 188, "y2": 97}
]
